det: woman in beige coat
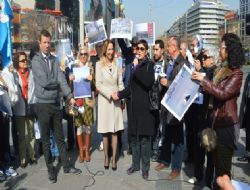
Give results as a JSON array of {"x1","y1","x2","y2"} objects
[{"x1": 96, "y1": 40, "x2": 124, "y2": 170}]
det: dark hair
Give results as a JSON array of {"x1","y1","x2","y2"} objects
[
  {"x1": 137, "y1": 39, "x2": 148, "y2": 50},
  {"x1": 222, "y1": 33, "x2": 245, "y2": 68},
  {"x1": 155, "y1": 39, "x2": 164, "y2": 49},
  {"x1": 13, "y1": 52, "x2": 27, "y2": 69},
  {"x1": 39, "y1": 29, "x2": 51, "y2": 41}
]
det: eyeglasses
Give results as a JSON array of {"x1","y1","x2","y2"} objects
[
  {"x1": 80, "y1": 53, "x2": 88, "y2": 56},
  {"x1": 19, "y1": 59, "x2": 27, "y2": 63},
  {"x1": 136, "y1": 47, "x2": 146, "y2": 51},
  {"x1": 202, "y1": 55, "x2": 211, "y2": 61}
]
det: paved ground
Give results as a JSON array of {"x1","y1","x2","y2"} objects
[{"x1": 1, "y1": 66, "x2": 250, "y2": 190}]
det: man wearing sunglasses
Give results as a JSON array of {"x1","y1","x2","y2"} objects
[{"x1": 32, "y1": 30, "x2": 81, "y2": 184}]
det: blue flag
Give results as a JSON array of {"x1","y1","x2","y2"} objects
[{"x1": 0, "y1": 0, "x2": 13, "y2": 69}]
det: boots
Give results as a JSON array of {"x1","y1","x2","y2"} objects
[
  {"x1": 85, "y1": 134, "x2": 91, "y2": 162},
  {"x1": 77, "y1": 134, "x2": 84, "y2": 163}
]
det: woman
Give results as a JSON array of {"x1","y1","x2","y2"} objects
[
  {"x1": 114, "y1": 39, "x2": 155, "y2": 179},
  {"x1": 192, "y1": 33, "x2": 244, "y2": 189},
  {"x1": 13, "y1": 52, "x2": 36, "y2": 168},
  {"x1": 70, "y1": 47, "x2": 94, "y2": 162},
  {"x1": 188, "y1": 47, "x2": 218, "y2": 187},
  {"x1": 95, "y1": 40, "x2": 124, "y2": 170}
]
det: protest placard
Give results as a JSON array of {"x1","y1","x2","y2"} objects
[
  {"x1": 73, "y1": 67, "x2": 91, "y2": 98},
  {"x1": 56, "y1": 39, "x2": 74, "y2": 70},
  {"x1": 110, "y1": 18, "x2": 133, "y2": 40},
  {"x1": 135, "y1": 22, "x2": 155, "y2": 46},
  {"x1": 161, "y1": 64, "x2": 200, "y2": 121},
  {"x1": 85, "y1": 18, "x2": 107, "y2": 45}
]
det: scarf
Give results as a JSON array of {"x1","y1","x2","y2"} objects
[
  {"x1": 208, "y1": 61, "x2": 233, "y2": 109},
  {"x1": 18, "y1": 69, "x2": 29, "y2": 101}
]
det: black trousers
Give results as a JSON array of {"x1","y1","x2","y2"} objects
[
  {"x1": 244, "y1": 99, "x2": 250, "y2": 152},
  {"x1": 62, "y1": 107, "x2": 75, "y2": 150},
  {"x1": 36, "y1": 103, "x2": 69, "y2": 171},
  {"x1": 0, "y1": 113, "x2": 10, "y2": 164},
  {"x1": 131, "y1": 135, "x2": 151, "y2": 172}
]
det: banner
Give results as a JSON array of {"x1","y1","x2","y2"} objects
[
  {"x1": 56, "y1": 39, "x2": 74, "y2": 70},
  {"x1": 73, "y1": 67, "x2": 91, "y2": 98},
  {"x1": 161, "y1": 65, "x2": 200, "y2": 121},
  {"x1": 85, "y1": 18, "x2": 107, "y2": 45},
  {"x1": 135, "y1": 22, "x2": 155, "y2": 46},
  {"x1": 110, "y1": 18, "x2": 133, "y2": 40}
]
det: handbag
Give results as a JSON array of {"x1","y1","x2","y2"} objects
[{"x1": 200, "y1": 109, "x2": 218, "y2": 152}]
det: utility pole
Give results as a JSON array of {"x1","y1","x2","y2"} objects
[{"x1": 79, "y1": 0, "x2": 84, "y2": 46}]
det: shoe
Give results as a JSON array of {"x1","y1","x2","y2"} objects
[
  {"x1": 168, "y1": 170, "x2": 180, "y2": 180},
  {"x1": 112, "y1": 162, "x2": 117, "y2": 171},
  {"x1": 188, "y1": 177, "x2": 198, "y2": 184},
  {"x1": 151, "y1": 154, "x2": 158, "y2": 162},
  {"x1": 237, "y1": 155, "x2": 250, "y2": 162},
  {"x1": 127, "y1": 167, "x2": 139, "y2": 175},
  {"x1": 154, "y1": 163, "x2": 169, "y2": 171},
  {"x1": 142, "y1": 171, "x2": 149, "y2": 180},
  {"x1": 5, "y1": 167, "x2": 18, "y2": 177},
  {"x1": 0, "y1": 170, "x2": 6, "y2": 182},
  {"x1": 30, "y1": 159, "x2": 37, "y2": 165},
  {"x1": 48, "y1": 167, "x2": 57, "y2": 183},
  {"x1": 63, "y1": 166, "x2": 82, "y2": 175}
]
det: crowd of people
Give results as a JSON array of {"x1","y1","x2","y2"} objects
[{"x1": 0, "y1": 29, "x2": 249, "y2": 190}]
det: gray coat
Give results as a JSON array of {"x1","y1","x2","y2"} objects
[{"x1": 31, "y1": 52, "x2": 72, "y2": 103}]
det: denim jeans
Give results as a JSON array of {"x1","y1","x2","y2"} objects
[
  {"x1": 50, "y1": 130, "x2": 59, "y2": 157},
  {"x1": 171, "y1": 143, "x2": 184, "y2": 171}
]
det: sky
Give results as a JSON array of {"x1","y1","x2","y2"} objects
[{"x1": 123, "y1": 0, "x2": 239, "y2": 37}]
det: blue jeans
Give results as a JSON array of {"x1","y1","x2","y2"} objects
[
  {"x1": 171, "y1": 143, "x2": 184, "y2": 171},
  {"x1": 50, "y1": 130, "x2": 59, "y2": 157}
]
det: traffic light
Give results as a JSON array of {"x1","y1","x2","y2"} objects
[{"x1": 246, "y1": 14, "x2": 250, "y2": 35}]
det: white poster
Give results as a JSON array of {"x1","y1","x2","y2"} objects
[
  {"x1": 135, "y1": 22, "x2": 155, "y2": 46},
  {"x1": 110, "y1": 18, "x2": 133, "y2": 40},
  {"x1": 56, "y1": 39, "x2": 74, "y2": 70},
  {"x1": 73, "y1": 67, "x2": 91, "y2": 98},
  {"x1": 85, "y1": 18, "x2": 107, "y2": 45},
  {"x1": 161, "y1": 65, "x2": 200, "y2": 121}
]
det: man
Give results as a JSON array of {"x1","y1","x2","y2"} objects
[
  {"x1": 32, "y1": 30, "x2": 81, "y2": 184},
  {"x1": 118, "y1": 37, "x2": 138, "y2": 155},
  {"x1": 158, "y1": 36, "x2": 186, "y2": 180},
  {"x1": 151, "y1": 39, "x2": 167, "y2": 162}
]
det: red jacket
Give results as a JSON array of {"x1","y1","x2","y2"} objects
[{"x1": 201, "y1": 68, "x2": 243, "y2": 127}]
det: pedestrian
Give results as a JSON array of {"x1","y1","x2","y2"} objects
[
  {"x1": 12, "y1": 52, "x2": 37, "y2": 168},
  {"x1": 192, "y1": 33, "x2": 244, "y2": 190},
  {"x1": 95, "y1": 40, "x2": 124, "y2": 171},
  {"x1": 70, "y1": 46, "x2": 94, "y2": 163},
  {"x1": 32, "y1": 30, "x2": 81, "y2": 183},
  {"x1": 113, "y1": 39, "x2": 156, "y2": 180}
]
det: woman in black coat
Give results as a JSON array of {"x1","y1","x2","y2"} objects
[{"x1": 113, "y1": 39, "x2": 155, "y2": 179}]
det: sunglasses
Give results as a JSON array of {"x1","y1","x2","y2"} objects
[
  {"x1": 202, "y1": 55, "x2": 211, "y2": 61},
  {"x1": 136, "y1": 47, "x2": 146, "y2": 51},
  {"x1": 80, "y1": 53, "x2": 88, "y2": 56},
  {"x1": 19, "y1": 59, "x2": 27, "y2": 63}
]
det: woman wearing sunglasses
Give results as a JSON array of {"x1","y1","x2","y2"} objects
[
  {"x1": 113, "y1": 39, "x2": 155, "y2": 179},
  {"x1": 13, "y1": 52, "x2": 36, "y2": 168},
  {"x1": 69, "y1": 47, "x2": 94, "y2": 163},
  {"x1": 192, "y1": 33, "x2": 244, "y2": 189}
]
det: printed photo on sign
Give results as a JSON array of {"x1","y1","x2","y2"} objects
[
  {"x1": 73, "y1": 67, "x2": 91, "y2": 98},
  {"x1": 161, "y1": 65, "x2": 200, "y2": 121},
  {"x1": 85, "y1": 18, "x2": 107, "y2": 45},
  {"x1": 56, "y1": 39, "x2": 74, "y2": 70},
  {"x1": 135, "y1": 22, "x2": 155, "y2": 46},
  {"x1": 110, "y1": 18, "x2": 133, "y2": 40}
]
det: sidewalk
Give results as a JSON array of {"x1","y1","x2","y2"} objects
[{"x1": 1, "y1": 126, "x2": 250, "y2": 190}]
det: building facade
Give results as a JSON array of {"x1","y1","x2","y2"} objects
[
  {"x1": 240, "y1": 0, "x2": 250, "y2": 49},
  {"x1": 167, "y1": 0, "x2": 229, "y2": 47}
]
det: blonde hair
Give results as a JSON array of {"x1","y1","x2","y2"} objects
[
  {"x1": 100, "y1": 40, "x2": 115, "y2": 67},
  {"x1": 77, "y1": 46, "x2": 89, "y2": 60}
]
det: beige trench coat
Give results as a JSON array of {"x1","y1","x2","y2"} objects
[{"x1": 95, "y1": 60, "x2": 124, "y2": 133}]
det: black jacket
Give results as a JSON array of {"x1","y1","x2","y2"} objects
[{"x1": 119, "y1": 58, "x2": 156, "y2": 136}]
